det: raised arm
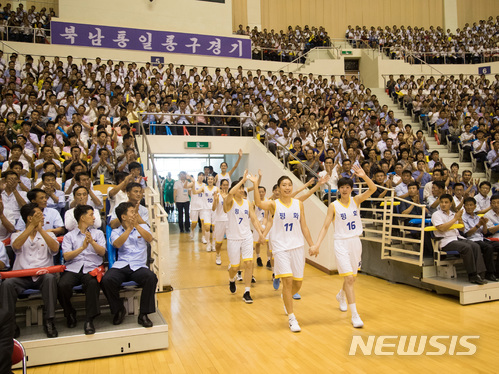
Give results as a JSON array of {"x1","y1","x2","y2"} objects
[
  {"x1": 352, "y1": 164, "x2": 377, "y2": 205},
  {"x1": 228, "y1": 149, "x2": 243, "y2": 177}
]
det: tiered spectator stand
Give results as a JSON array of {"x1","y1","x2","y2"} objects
[{"x1": 360, "y1": 87, "x2": 498, "y2": 305}]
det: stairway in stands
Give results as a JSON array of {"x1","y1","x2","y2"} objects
[{"x1": 371, "y1": 88, "x2": 487, "y2": 180}]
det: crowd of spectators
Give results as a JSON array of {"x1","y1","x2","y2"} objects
[
  {"x1": 0, "y1": 50, "x2": 163, "y2": 341},
  {"x1": 235, "y1": 24, "x2": 331, "y2": 61},
  {"x1": 346, "y1": 16, "x2": 499, "y2": 64},
  {"x1": 0, "y1": 3, "x2": 55, "y2": 43}
]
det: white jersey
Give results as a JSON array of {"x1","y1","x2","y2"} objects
[
  {"x1": 226, "y1": 198, "x2": 252, "y2": 240},
  {"x1": 217, "y1": 172, "x2": 231, "y2": 188},
  {"x1": 191, "y1": 181, "x2": 206, "y2": 210},
  {"x1": 214, "y1": 194, "x2": 228, "y2": 222},
  {"x1": 203, "y1": 185, "x2": 218, "y2": 210},
  {"x1": 254, "y1": 201, "x2": 266, "y2": 223},
  {"x1": 270, "y1": 199, "x2": 304, "y2": 253},
  {"x1": 332, "y1": 197, "x2": 363, "y2": 239}
]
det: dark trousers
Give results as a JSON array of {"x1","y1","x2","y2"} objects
[
  {"x1": 442, "y1": 239, "x2": 486, "y2": 275},
  {"x1": 474, "y1": 240, "x2": 496, "y2": 274},
  {"x1": 176, "y1": 201, "x2": 190, "y2": 232},
  {"x1": 0, "y1": 282, "x2": 15, "y2": 374},
  {"x1": 2, "y1": 274, "x2": 57, "y2": 320},
  {"x1": 101, "y1": 265, "x2": 157, "y2": 315},
  {"x1": 58, "y1": 270, "x2": 101, "y2": 321}
]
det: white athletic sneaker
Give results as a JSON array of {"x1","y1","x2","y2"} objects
[
  {"x1": 351, "y1": 315, "x2": 364, "y2": 328},
  {"x1": 206, "y1": 243, "x2": 211, "y2": 252},
  {"x1": 215, "y1": 254, "x2": 222, "y2": 265},
  {"x1": 211, "y1": 242, "x2": 216, "y2": 251},
  {"x1": 201, "y1": 236, "x2": 207, "y2": 244},
  {"x1": 289, "y1": 316, "x2": 301, "y2": 332},
  {"x1": 236, "y1": 271, "x2": 243, "y2": 281},
  {"x1": 336, "y1": 290, "x2": 348, "y2": 312}
]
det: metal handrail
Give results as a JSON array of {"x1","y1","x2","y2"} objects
[
  {"x1": 278, "y1": 46, "x2": 341, "y2": 73},
  {"x1": 261, "y1": 127, "x2": 332, "y2": 205}
]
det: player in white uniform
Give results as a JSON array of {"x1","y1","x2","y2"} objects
[
  {"x1": 251, "y1": 174, "x2": 314, "y2": 333},
  {"x1": 223, "y1": 170, "x2": 264, "y2": 304},
  {"x1": 201, "y1": 175, "x2": 218, "y2": 251},
  {"x1": 215, "y1": 149, "x2": 242, "y2": 188},
  {"x1": 187, "y1": 172, "x2": 206, "y2": 240},
  {"x1": 212, "y1": 179, "x2": 229, "y2": 265},
  {"x1": 310, "y1": 164, "x2": 376, "y2": 328},
  {"x1": 253, "y1": 186, "x2": 269, "y2": 267}
]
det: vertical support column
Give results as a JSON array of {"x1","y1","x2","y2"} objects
[
  {"x1": 443, "y1": 0, "x2": 458, "y2": 32},
  {"x1": 247, "y1": 0, "x2": 261, "y2": 29}
]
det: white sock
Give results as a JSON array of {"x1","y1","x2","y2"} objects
[
  {"x1": 288, "y1": 313, "x2": 295, "y2": 320},
  {"x1": 245, "y1": 287, "x2": 251, "y2": 293},
  {"x1": 349, "y1": 303, "x2": 358, "y2": 317}
]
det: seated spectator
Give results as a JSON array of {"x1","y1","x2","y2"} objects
[
  {"x1": 423, "y1": 169, "x2": 444, "y2": 201},
  {"x1": 89, "y1": 130, "x2": 114, "y2": 166},
  {"x1": 64, "y1": 163, "x2": 85, "y2": 195},
  {"x1": 2, "y1": 203, "x2": 60, "y2": 338},
  {"x1": 432, "y1": 194, "x2": 487, "y2": 285},
  {"x1": 101, "y1": 202, "x2": 157, "y2": 328},
  {"x1": 8, "y1": 161, "x2": 32, "y2": 192},
  {"x1": 394, "y1": 169, "x2": 412, "y2": 199},
  {"x1": 452, "y1": 182, "x2": 465, "y2": 211},
  {"x1": 1, "y1": 144, "x2": 29, "y2": 174},
  {"x1": 462, "y1": 197, "x2": 499, "y2": 281},
  {"x1": 426, "y1": 180, "x2": 445, "y2": 215},
  {"x1": 484, "y1": 194, "x2": 499, "y2": 239},
  {"x1": 472, "y1": 130, "x2": 489, "y2": 165},
  {"x1": 62, "y1": 145, "x2": 89, "y2": 182},
  {"x1": 39, "y1": 172, "x2": 65, "y2": 212},
  {"x1": 461, "y1": 170, "x2": 477, "y2": 197},
  {"x1": 92, "y1": 148, "x2": 115, "y2": 184},
  {"x1": 34, "y1": 145, "x2": 62, "y2": 177},
  {"x1": 34, "y1": 161, "x2": 62, "y2": 188},
  {"x1": 109, "y1": 182, "x2": 149, "y2": 229},
  {"x1": 487, "y1": 141, "x2": 499, "y2": 172},
  {"x1": 68, "y1": 172, "x2": 103, "y2": 211},
  {"x1": 117, "y1": 147, "x2": 138, "y2": 173},
  {"x1": 412, "y1": 160, "x2": 431, "y2": 188},
  {"x1": 475, "y1": 181, "x2": 492, "y2": 215},
  {"x1": 59, "y1": 204, "x2": 106, "y2": 335},
  {"x1": 318, "y1": 157, "x2": 339, "y2": 197},
  {"x1": 64, "y1": 186, "x2": 102, "y2": 231},
  {"x1": 0, "y1": 170, "x2": 27, "y2": 223}
]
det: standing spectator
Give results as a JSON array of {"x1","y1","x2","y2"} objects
[{"x1": 174, "y1": 171, "x2": 190, "y2": 233}]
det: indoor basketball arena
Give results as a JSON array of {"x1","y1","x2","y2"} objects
[{"x1": 1, "y1": 0, "x2": 499, "y2": 373}]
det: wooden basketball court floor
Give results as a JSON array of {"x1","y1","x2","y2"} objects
[{"x1": 20, "y1": 224, "x2": 498, "y2": 374}]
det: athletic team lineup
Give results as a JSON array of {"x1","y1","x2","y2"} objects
[{"x1": 173, "y1": 149, "x2": 377, "y2": 333}]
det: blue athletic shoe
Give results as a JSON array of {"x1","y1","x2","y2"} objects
[
  {"x1": 292, "y1": 293, "x2": 301, "y2": 300},
  {"x1": 272, "y1": 274, "x2": 280, "y2": 290}
]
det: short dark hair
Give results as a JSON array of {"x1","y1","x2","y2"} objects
[
  {"x1": 440, "y1": 193, "x2": 453, "y2": 202},
  {"x1": 41, "y1": 172, "x2": 57, "y2": 181},
  {"x1": 73, "y1": 185, "x2": 88, "y2": 197},
  {"x1": 27, "y1": 188, "x2": 46, "y2": 202},
  {"x1": 463, "y1": 197, "x2": 476, "y2": 205},
  {"x1": 125, "y1": 182, "x2": 142, "y2": 193},
  {"x1": 21, "y1": 202, "x2": 39, "y2": 224},
  {"x1": 128, "y1": 162, "x2": 141, "y2": 172},
  {"x1": 433, "y1": 181, "x2": 446, "y2": 190},
  {"x1": 490, "y1": 194, "x2": 499, "y2": 203},
  {"x1": 408, "y1": 181, "x2": 419, "y2": 189},
  {"x1": 337, "y1": 177, "x2": 354, "y2": 189},
  {"x1": 74, "y1": 204, "x2": 93, "y2": 223},
  {"x1": 75, "y1": 172, "x2": 89, "y2": 183},
  {"x1": 116, "y1": 202, "x2": 134, "y2": 224}
]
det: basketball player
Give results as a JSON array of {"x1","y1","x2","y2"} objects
[
  {"x1": 212, "y1": 179, "x2": 230, "y2": 265},
  {"x1": 309, "y1": 164, "x2": 376, "y2": 328},
  {"x1": 187, "y1": 172, "x2": 206, "y2": 241},
  {"x1": 215, "y1": 149, "x2": 243, "y2": 187},
  {"x1": 200, "y1": 175, "x2": 217, "y2": 251},
  {"x1": 250, "y1": 174, "x2": 314, "y2": 332},
  {"x1": 253, "y1": 185, "x2": 269, "y2": 267},
  {"x1": 223, "y1": 170, "x2": 265, "y2": 303}
]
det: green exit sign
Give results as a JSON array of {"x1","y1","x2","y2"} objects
[
  {"x1": 185, "y1": 141, "x2": 210, "y2": 149},
  {"x1": 342, "y1": 51, "x2": 352, "y2": 55}
]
